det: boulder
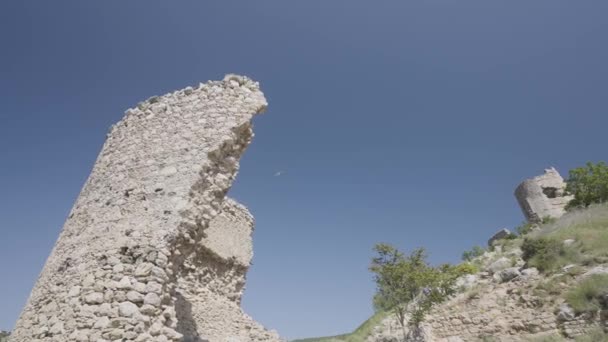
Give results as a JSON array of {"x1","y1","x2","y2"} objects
[
  {"x1": 488, "y1": 228, "x2": 512, "y2": 247},
  {"x1": 487, "y1": 257, "x2": 512, "y2": 274},
  {"x1": 563, "y1": 239, "x2": 576, "y2": 247},
  {"x1": 557, "y1": 303, "x2": 576, "y2": 321},
  {"x1": 455, "y1": 274, "x2": 478, "y2": 290},
  {"x1": 521, "y1": 267, "x2": 539, "y2": 278},
  {"x1": 494, "y1": 267, "x2": 521, "y2": 283},
  {"x1": 582, "y1": 265, "x2": 608, "y2": 278}
]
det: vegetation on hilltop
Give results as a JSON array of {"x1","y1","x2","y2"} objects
[
  {"x1": 294, "y1": 163, "x2": 608, "y2": 342},
  {"x1": 294, "y1": 203, "x2": 608, "y2": 342},
  {"x1": 565, "y1": 161, "x2": 608, "y2": 210},
  {"x1": 290, "y1": 311, "x2": 388, "y2": 342},
  {"x1": 565, "y1": 274, "x2": 608, "y2": 314},
  {"x1": 461, "y1": 245, "x2": 485, "y2": 262},
  {"x1": 521, "y1": 204, "x2": 608, "y2": 273}
]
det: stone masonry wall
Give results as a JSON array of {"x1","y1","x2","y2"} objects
[
  {"x1": 10, "y1": 75, "x2": 280, "y2": 342},
  {"x1": 515, "y1": 168, "x2": 573, "y2": 223}
]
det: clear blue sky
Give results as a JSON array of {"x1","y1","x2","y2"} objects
[{"x1": 0, "y1": 1, "x2": 606, "y2": 339}]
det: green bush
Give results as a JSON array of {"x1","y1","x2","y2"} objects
[
  {"x1": 370, "y1": 244, "x2": 458, "y2": 338},
  {"x1": 565, "y1": 274, "x2": 608, "y2": 314},
  {"x1": 533, "y1": 204, "x2": 608, "y2": 270},
  {"x1": 461, "y1": 246, "x2": 485, "y2": 262},
  {"x1": 521, "y1": 237, "x2": 560, "y2": 263},
  {"x1": 521, "y1": 237, "x2": 579, "y2": 273},
  {"x1": 452, "y1": 262, "x2": 479, "y2": 276},
  {"x1": 291, "y1": 311, "x2": 389, "y2": 342},
  {"x1": 516, "y1": 221, "x2": 535, "y2": 236},
  {"x1": 541, "y1": 216, "x2": 556, "y2": 225},
  {"x1": 566, "y1": 161, "x2": 608, "y2": 210}
]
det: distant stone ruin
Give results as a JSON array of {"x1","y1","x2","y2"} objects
[
  {"x1": 11, "y1": 75, "x2": 280, "y2": 342},
  {"x1": 514, "y1": 167, "x2": 573, "y2": 223}
]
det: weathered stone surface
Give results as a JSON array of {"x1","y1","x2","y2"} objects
[
  {"x1": 521, "y1": 267, "x2": 539, "y2": 278},
  {"x1": 454, "y1": 274, "x2": 478, "y2": 290},
  {"x1": 368, "y1": 259, "x2": 607, "y2": 342},
  {"x1": 10, "y1": 75, "x2": 280, "y2": 342},
  {"x1": 493, "y1": 267, "x2": 521, "y2": 283},
  {"x1": 557, "y1": 303, "x2": 576, "y2": 322},
  {"x1": 515, "y1": 167, "x2": 573, "y2": 223},
  {"x1": 487, "y1": 257, "x2": 512, "y2": 274},
  {"x1": 582, "y1": 265, "x2": 608, "y2": 278},
  {"x1": 84, "y1": 292, "x2": 104, "y2": 305}
]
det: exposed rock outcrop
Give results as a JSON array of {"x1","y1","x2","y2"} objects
[
  {"x1": 11, "y1": 75, "x2": 280, "y2": 342},
  {"x1": 487, "y1": 228, "x2": 513, "y2": 247},
  {"x1": 369, "y1": 262, "x2": 607, "y2": 342}
]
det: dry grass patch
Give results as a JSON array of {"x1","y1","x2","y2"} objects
[{"x1": 564, "y1": 274, "x2": 608, "y2": 314}]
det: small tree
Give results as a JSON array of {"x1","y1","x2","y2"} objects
[
  {"x1": 566, "y1": 161, "x2": 608, "y2": 210},
  {"x1": 370, "y1": 244, "x2": 458, "y2": 340}
]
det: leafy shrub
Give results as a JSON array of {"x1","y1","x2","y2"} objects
[
  {"x1": 461, "y1": 246, "x2": 485, "y2": 262},
  {"x1": 489, "y1": 233, "x2": 519, "y2": 253},
  {"x1": 522, "y1": 237, "x2": 555, "y2": 261},
  {"x1": 521, "y1": 237, "x2": 579, "y2": 272},
  {"x1": 536, "y1": 204, "x2": 608, "y2": 268},
  {"x1": 541, "y1": 216, "x2": 556, "y2": 225},
  {"x1": 565, "y1": 274, "x2": 608, "y2": 314},
  {"x1": 291, "y1": 311, "x2": 389, "y2": 342},
  {"x1": 370, "y1": 244, "x2": 458, "y2": 337},
  {"x1": 452, "y1": 262, "x2": 479, "y2": 275},
  {"x1": 516, "y1": 221, "x2": 536, "y2": 236},
  {"x1": 566, "y1": 161, "x2": 608, "y2": 210}
]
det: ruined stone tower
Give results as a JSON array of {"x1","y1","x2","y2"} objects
[
  {"x1": 11, "y1": 75, "x2": 280, "y2": 342},
  {"x1": 514, "y1": 167, "x2": 573, "y2": 223}
]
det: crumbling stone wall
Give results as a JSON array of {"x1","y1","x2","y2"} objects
[
  {"x1": 11, "y1": 75, "x2": 280, "y2": 342},
  {"x1": 515, "y1": 168, "x2": 573, "y2": 223}
]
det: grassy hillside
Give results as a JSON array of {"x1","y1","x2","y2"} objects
[
  {"x1": 291, "y1": 311, "x2": 388, "y2": 342},
  {"x1": 522, "y1": 204, "x2": 608, "y2": 274},
  {"x1": 294, "y1": 204, "x2": 608, "y2": 341}
]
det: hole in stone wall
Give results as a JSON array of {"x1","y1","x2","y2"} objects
[{"x1": 542, "y1": 187, "x2": 558, "y2": 198}]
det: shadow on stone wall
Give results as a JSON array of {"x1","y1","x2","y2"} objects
[{"x1": 175, "y1": 292, "x2": 206, "y2": 342}]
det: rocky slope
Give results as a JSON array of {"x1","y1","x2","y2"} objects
[{"x1": 298, "y1": 204, "x2": 608, "y2": 342}]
